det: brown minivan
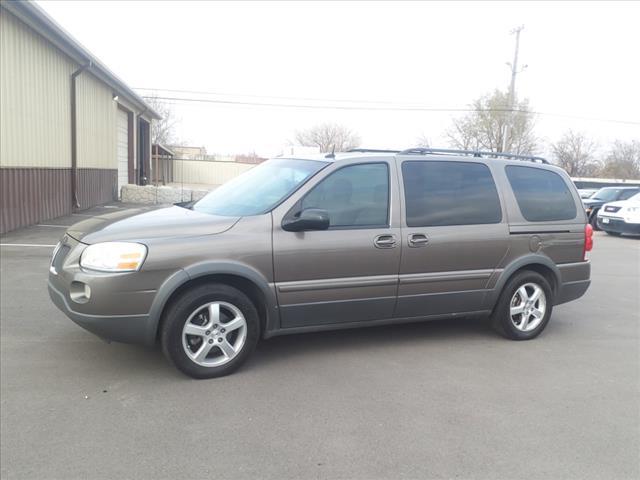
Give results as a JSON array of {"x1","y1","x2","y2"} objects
[{"x1": 49, "y1": 148, "x2": 592, "y2": 378}]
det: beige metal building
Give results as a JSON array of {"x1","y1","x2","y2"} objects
[{"x1": 0, "y1": 1, "x2": 160, "y2": 233}]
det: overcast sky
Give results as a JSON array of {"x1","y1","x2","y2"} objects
[{"x1": 37, "y1": 1, "x2": 640, "y2": 158}]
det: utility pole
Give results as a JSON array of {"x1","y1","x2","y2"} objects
[{"x1": 502, "y1": 25, "x2": 526, "y2": 153}]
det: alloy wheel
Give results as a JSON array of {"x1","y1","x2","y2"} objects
[
  {"x1": 509, "y1": 282, "x2": 547, "y2": 332},
  {"x1": 181, "y1": 301, "x2": 247, "y2": 367}
]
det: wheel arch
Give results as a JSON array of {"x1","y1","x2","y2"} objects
[
  {"x1": 148, "y1": 262, "x2": 279, "y2": 344},
  {"x1": 486, "y1": 255, "x2": 561, "y2": 310}
]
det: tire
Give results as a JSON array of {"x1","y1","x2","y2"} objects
[
  {"x1": 606, "y1": 231, "x2": 621, "y2": 236},
  {"x1": 490, "y1": 271, "x2": 553, "y2": 341},
  {"x1": 589, "y1": 211, "x2": 600, "y2": 231},
  {"x1": 161, "y1": 283, "x2": 260, "y2": 379}
]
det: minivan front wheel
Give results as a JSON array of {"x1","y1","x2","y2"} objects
[
  {"x1": 491, "y1": 271, "x2": 553, "y2": 340},
  {"x1": 161, "y1": 283, "x2": 259, "y2": 378}
]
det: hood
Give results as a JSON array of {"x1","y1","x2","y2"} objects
[
  {"x1": 601, "y1": 199, "x2": 640, "y2": 210},
  {"x1": 67, "y1": 206, "x2": 240, "y2": 244},
  {"x1": 582, "y1": 198, "x2": 604, "y2": 207}
]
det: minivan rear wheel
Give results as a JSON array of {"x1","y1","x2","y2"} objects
[
  {"x1": 161, "y1": 283, "x2": 259, "y2": 378},
  {"x1": 491, "y1": 271, "x2": 553, "y2": 340}
]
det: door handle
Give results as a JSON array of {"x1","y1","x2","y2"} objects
[
  {"x1": 408, "y1": 233, "x2": 429, "y2": 247},
  {"x1": 374, "y1": 234, "x2": 397, "y2": 249}
]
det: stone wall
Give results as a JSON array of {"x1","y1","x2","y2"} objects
[{"x1": 121, "y1": 184, "x2": 210, "y2": 204}]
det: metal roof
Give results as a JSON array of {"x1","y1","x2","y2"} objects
[
  {"x1": 2, "y1": 1, "x2": 161, "y2": 120},
  {"x1": 152, "y1": 143, "x2": 175, "y2": 156}
]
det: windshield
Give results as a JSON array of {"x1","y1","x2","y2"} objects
[
  {"x1": 579, "y1": 190, "x2": 595, "y2": 199},
  {"x1": 591, "y1": 188, "x2": 621, "y2": 202},
  {"x1": 193, "y1": 158, "x2": 327, "y2": 216}
]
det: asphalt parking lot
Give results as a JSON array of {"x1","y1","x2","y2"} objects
[{"x1": 1, "y1": 204, "x2": 639, "y2": 480}]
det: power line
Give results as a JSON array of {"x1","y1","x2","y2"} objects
[
  {"x1": 142, "y1": 95, "x2": 536, "y2": 113},
  {"x1": 134, "y1": 86, "x2": 425, "y2": 106},
  {"x1": 141, "y1": 94, "x2": 640, "y2": 126},
  {"x1": 526, "y1": 111, "x2": 639, "y2": 126}
]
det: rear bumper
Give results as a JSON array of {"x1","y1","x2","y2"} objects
[
  {"x1": 49, "y1": 281, "x2": 155, "y2": 345},
  {"x1": 556, "y1": 279, "x2": 590, "y2": 305},
  {"x1": 597, "y1": 217, "x2": 640, "y2": 234},
  {"x1": 556, "y1": 261, "x2": 591, "y2": 305}
]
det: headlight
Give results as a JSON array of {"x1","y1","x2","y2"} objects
[{"x1": 80, "y1": 242, "x2": 147, "y2": 272}]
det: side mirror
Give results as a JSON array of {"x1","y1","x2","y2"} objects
[{"x1": 282, "y1": 208, "x2": 330, "y2": 232}]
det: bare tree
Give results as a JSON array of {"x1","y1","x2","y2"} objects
[
  {"x1": 446, "y1": 89, "x2": 537, "y2": 154},
  {"x1": 551, "y1": 130, "x2": 600, "y2": 177},
  {"x1": 144, "y1": 95, "x2": 179, "y2": 146},
  {"x1": 415, "y1": 133, "x2": 431, "y2": 148},
  {"x1": 600, "y1": 140, "x2": 640, "y2": 179},
  {"x1": 295, "y1": 123, "x2": 361, "y2": 153}
]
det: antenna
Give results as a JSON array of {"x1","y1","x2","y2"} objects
[{"x1": 325, "y1": 145, "x2": 336, "y2": 159}]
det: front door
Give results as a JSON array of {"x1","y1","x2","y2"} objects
[
  {"x1": 272, "y1": 159, "x2": 402, "y2": 329},
  {"x1": 395, "y1": 158, "x2": 510, "y2": 318}
]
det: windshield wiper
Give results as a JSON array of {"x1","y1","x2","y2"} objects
[{"x1": 174, "y1": 200, "x2": 195, "y2": 209}]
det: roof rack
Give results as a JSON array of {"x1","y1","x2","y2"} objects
[
  {"x1": 398, "y1": 147, "x2": 549, "y2": 164},
  {"x1": 347, "y1": 148, "x2": 401, "y2": 154}
]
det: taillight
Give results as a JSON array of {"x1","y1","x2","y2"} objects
[{"x1": 583, "y1": 223, "x2": 593, "y2": 260}]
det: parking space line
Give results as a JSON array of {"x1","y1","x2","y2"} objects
[
  {"x1": 1, "y1": 243, "x2": 56, "y2": 247},
  {"x1": 36, "y1": 224, "x2": 69, "y2": 228}
]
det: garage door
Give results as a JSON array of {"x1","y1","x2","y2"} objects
[{"x1": 116, "y1": 109, "x2": 129, "y2": 197}]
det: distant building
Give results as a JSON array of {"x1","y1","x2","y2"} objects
[
  {"x1": 169, "y1": 145, "x2": 265, "y2": 164},
  {"x1": 235, "y1": 153, "x2": 268, "y2": 165},
  {"x1": 151, "y1": 144, "x2": 175, "y2": 185},
  {"x1": 169, "y1": 145, "x2": 209, "y2": 160},
  {"x1": 572, "y1": 177, "x2": 640, "y2": 189},
  {"x1": 0, "y1": 2, "x2": 161, "y2": 233},
  {"x1": 281, "y1": 145, "x2": 321, "y2": 157}
]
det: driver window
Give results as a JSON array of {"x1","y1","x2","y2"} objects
[{"x1": 301, "y1": 163, "x2": 389, "y2": 228}]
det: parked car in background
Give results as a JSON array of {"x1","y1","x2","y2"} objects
[
  {"x1": 597, "y1": 192, "x2": 640, "y2": 236},
  {"x1": 583, "y1": 187, "x2": 640, "y2": 229},
  {"x1": 578, "y1": 189, "x2": 598, "y2": 199},
  {"x1": 48, "y1": 148, "x2": 592, "y2": 378}
]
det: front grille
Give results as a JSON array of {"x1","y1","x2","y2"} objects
[
  {"x1": 604, "y1": 205, "x2": 621, "y2": 213},
  {"x1": 598, "y1": 217, "x2": 640, "y2": 234},
  {"x1": 50, "y1": 244, "x2": 71, "y2": 275}
]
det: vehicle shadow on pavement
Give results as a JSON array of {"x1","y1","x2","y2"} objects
[
  {"x1": 249, "y1": 316, "x2": 494, "y2": 371},
  {"x1": 80, "y1": 340, "x2": 181, "y2": 379},
  {"x1": 80, "y1": 317, "x2": 494, "y2": 379}
]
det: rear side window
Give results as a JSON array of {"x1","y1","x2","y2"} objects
[
  {"x1": 506, "y1": 166, "x2": 577, "y2": 221},
  {"x1": 402, "y1": 161, "x2": 502, "y2": 227}
]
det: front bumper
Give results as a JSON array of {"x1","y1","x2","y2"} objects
[
  {"x1": 49, "y1": 281, "x2": 154, "y2": 344},
  {"x1": 47, "y1": 235, "x2": 182, "y2": 345},
  {"x1": 597, "y1": 216, "x2": 640, "y2": 234}
]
